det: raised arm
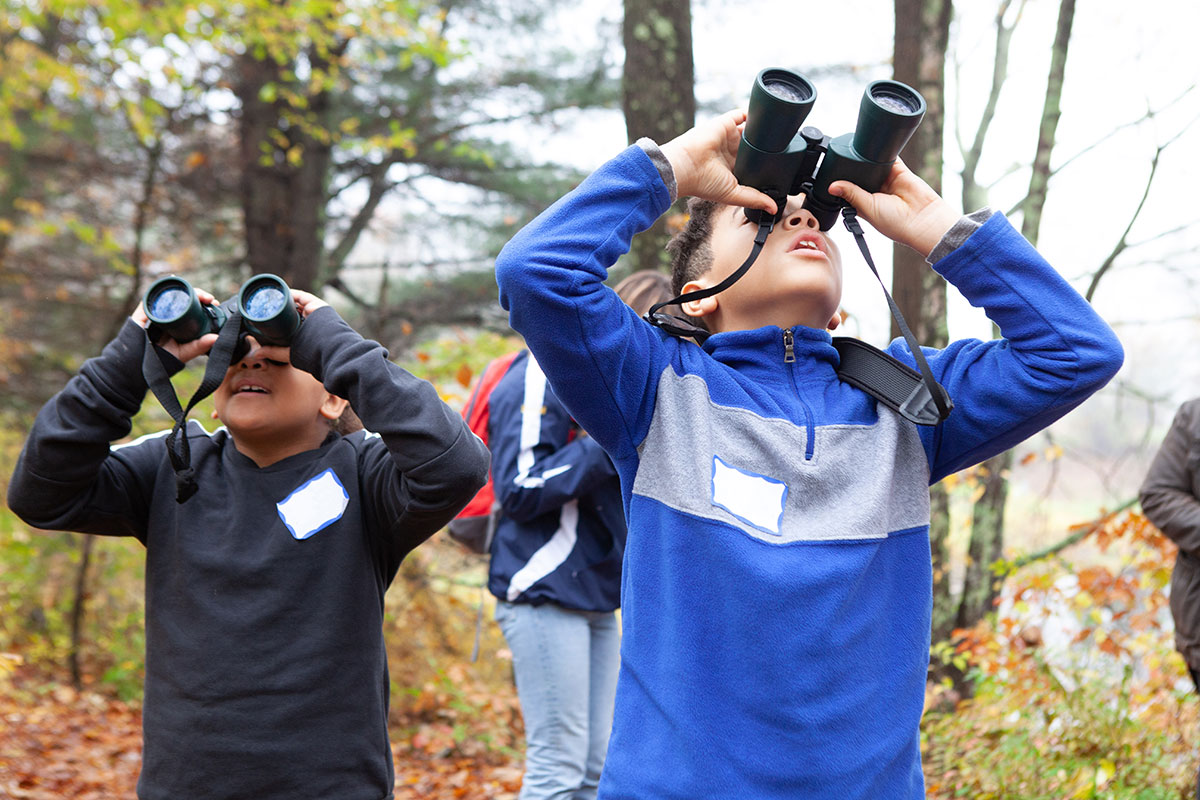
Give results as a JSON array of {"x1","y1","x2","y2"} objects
[
  {"x1": 833, "y1": 163, "x2": 1123, "y2": 480},
  {"x1": 7, "y1": 320, "x2": 175, "y2": 540},
  {"x1": 287, "y1": 303, "x2": 489, "y2": 556},
  {"x1": 494, "y1": 112, "x2": 776, "y2": 460}
]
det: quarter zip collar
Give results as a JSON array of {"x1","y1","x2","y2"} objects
[{"x1": 702, "y1": 324, "x2": 840, "y2": 379}]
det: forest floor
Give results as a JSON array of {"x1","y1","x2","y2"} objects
[{"x1": 0, "y1": 669, "x2": 525, "y2": 800}]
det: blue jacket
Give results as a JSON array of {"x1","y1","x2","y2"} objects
[
  {"x1": 487, "y1": 350, "x2": 625, "y2": 611},
  {"x1": 494, "y1": 145, "x2": 1123, "y2": 799}
]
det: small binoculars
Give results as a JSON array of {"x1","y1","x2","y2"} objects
[
  {"x1": 143, "y1": 273, "x2": 301, "y2": 349},
  {"x1": 734, "y1": 68, "x2": 926, "y2": 230}
]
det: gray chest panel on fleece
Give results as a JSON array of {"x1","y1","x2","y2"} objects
[{"x1": 633, "y1": 368, "x2": 931, "y2": 544}]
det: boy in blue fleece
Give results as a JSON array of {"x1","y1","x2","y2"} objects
[{"x1": 493, "y1": 110, "x2": 1123, "y2": 799}]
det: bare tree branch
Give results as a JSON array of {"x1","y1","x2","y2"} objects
[{"x1": 959, "y1": 0, "x2": 1026, "y2": 211}]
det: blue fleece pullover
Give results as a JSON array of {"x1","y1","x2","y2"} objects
[{"x1": 494, "y1": 145, "x2": 1123, "y2": 799}]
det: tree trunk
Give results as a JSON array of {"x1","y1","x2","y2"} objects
[
  {"x1": 622, "y1": 0, "x2": 695, "y2": 275},
  {"x1": 893, "y1": 0, "x2": 954, "y2": 643},
  {"x1": 957, "y1": 455, "x2": 1008, "y2": 626},
  {"x1": 958, "y1": 0, "x2": 1075, "y2": 631},
  {"x1": 235, "y1": 52, "x2": 333, "y2": 290},
  {"x1": 68, "y1": 534, "x2": 94, "y2": 690}
]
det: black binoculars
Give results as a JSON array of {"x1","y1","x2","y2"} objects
[
  {"x1": 143, "y1": 273, "x2": 301, "y2": 350},
  {"x1": 733, "y1": 68, "x2": 926, "y2": 230}
]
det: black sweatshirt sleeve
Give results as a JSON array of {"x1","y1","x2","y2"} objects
[
  {"x1": 288, "y1": 306, "x2": 490, "y2": 561},
  {"x1": 6, "y1": 320, "x2": 165, "y2": 541}
]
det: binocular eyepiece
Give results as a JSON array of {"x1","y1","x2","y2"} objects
[
  {"x1": 143, "y1": 273, "x2": 302, "y2": 350},
  {"x1": 733, "y1": 68, "x2": 926, "y2": 230}
]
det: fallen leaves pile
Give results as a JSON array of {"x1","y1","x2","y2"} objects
[{"x1": 1, "y1": 671, "x2": 525, "y2": 799}]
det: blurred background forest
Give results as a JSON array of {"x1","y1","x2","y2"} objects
[{"x1": 2, "y1": 0, "x2": 1200, "y2": 797}]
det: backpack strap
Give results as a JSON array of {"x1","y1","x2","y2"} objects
[{"x1": 833, "y1": 337, "x2": 947, "y2": 426}]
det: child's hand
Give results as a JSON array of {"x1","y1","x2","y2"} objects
[
  {"x1": 131, "y1": 289, "x2": 220, "y2": 364},
  {"x1": 290, "y1": 289, "x2": 328, "y2": 318},
  {"x1": 660, "y1": 110, "x2": 777, "y2": 214},
  {"x1": 828, "y1": 160, "x2": 960, "y2": 258}
]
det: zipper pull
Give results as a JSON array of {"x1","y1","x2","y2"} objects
[{"x1": 783, "y1": 329, "x2": 796, "y2": 363}]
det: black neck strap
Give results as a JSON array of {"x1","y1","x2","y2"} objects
[
  {"x1": 141, "y1": 311, "x2": 244, "y2": 503},
  {"x1": 644, "y1": 217, "x2": 774, "y2": 341}
]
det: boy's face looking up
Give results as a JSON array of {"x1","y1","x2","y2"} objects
[
  {"x1": 674, "y1": 196, "x2": 843, "y2": 335},
  {"x1": 212, "y1": 339, "x2": 348, "y2": 467}
]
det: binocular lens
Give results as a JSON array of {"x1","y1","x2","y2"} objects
[
  {"x1": 237, "y1": 274, "x2": 300, "y2": 347},
  {"x1": 868, "y1": 84, "x2": 922, "y2": 115},
  {"x1": 762, "y1": 77, "x2": 812, "y2": 104},
  {"x1": 147, "y1": 286, "x2": 192, "y2": 322},
  {"x1": 142, "y1": 275, "x2": 227, "y2": 343},
  {"x1": 243, "y1": 285, "x2": 288, "y2": 320}
]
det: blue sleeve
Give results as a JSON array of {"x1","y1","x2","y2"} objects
[
  {"x1": 896, "y1": 213, "x2": 1124, "y2": 482},
  {"x1": 494, "y1": 145, "x2": 677, "y2": 460},
  {"x1": 488, "y1": 354, "x2": 618, "y2": 523}
]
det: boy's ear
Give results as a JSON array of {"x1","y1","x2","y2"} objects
[
  {"x1": 680, "y1": 280, "x2": 719, "y2": 319},
  {"x1": 319, "y1": 394, "x2": 350, "y2": 422}
]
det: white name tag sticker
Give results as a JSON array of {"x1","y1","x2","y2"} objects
[
  {"x1": 277, "y1": 468, "x2": 349, "y2": 540},
  {"x1": 711, "y1": 456, "x2": 787, "y2": 535}
]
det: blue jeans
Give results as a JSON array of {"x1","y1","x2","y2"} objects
[{"x1": 495, "y1": 601, "x2": 621, "y2": 800}]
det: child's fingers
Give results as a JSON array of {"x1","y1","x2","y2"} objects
[
  {"x1": 827, "y1": 180, "x2": 872, "y2": 213},
  {"x1": 726, "y1": 186, "x2": 777, "y2": 215},
  {"x1": 175, "y1": 333, "x2": 219, "y2": 363},
  {"x1": 290, "y1": 289, "x2": 328, "y2": 317},
  {"x1": 719, "y1": 108, "x2": 748, "y2": 127}
]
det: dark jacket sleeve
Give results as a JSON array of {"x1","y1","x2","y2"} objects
[
  {"x1": 1140, "y1": 399, "x2": 1200, "y2": 557},
  {"x1": 289, "y1": 307, "x2": 490, "y2": 557},
  {"x1": 6, "y1": 320, "x2": 168, "y2": 541},
  {"x1": 487, "y1": 354, "x2": 618, "y2": 524}
]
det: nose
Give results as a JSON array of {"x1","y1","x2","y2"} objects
[
  {"x1": 237, "y1": 336, "x2": 266, "y2": 368},
  {"x1": 781, "y1": 200, "x2": 819, "y2": 231}
]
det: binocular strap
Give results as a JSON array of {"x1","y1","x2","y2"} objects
[
  {"x1": 141, "y1": 311, "x2": 246, "y2": 503},
  {"x1": 839, "y1": 207, "x2": 952, "y2": 424},
  {"x1": 644, "y1": 217, "x2": 774, "y2": 343}
]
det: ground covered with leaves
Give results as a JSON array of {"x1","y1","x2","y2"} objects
[{"x1": 0, "y1": 667, "x2": 525, "y2": 799}]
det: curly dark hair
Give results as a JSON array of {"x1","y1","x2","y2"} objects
[
  {"x1": 666, "y1": 198, "x2": 722, "y2": 297},
  {"x1": 664, "y1": 198, "x2": 725, "y2": 330}
]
